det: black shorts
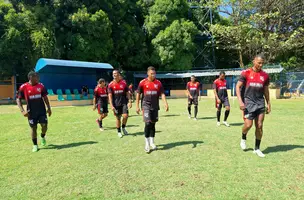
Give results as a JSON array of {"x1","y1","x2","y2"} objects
[
  {"x1": 28, "y1": 114, "x2": 48, "y2": 127},
  {"x1": 114, "y1": 104, "x2": 128, "y2": 117},
  {"x1": 142, "y1": 108, "x2": 159, "y2": 123},
  {"x1": 244, "y1": 107, "x2": 265, "y2": 120},
  {"x1": 188, "y1": 97, "x2": 198, "y2": 106},
  {"x1": 97, "y1": 104, "x2": 108, "y2": 114},
  {"x1": 216, "y1": 97, "x2": 230, "y2": 108}
]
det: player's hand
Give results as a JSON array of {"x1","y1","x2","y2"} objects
[
  {"x1": 111, "y1": 106, "x2": 115, "y2": 112},
  {"x1": 93, "y1": 105, "x2": 96, "y2": 111},
  {"x1": 22, "y1": 110, "x2": 29, "y2": 117},
  {"x1": 217, "y1": 98, "x2": 221, "y2": 104},
  {"x1": 189, "y1": 95, "x2": 193, "y2": 99},
  {"x1": 136, "y1": 107, "x2": 140, "y2": 114},
  {"x1": 47, "y1": 109, "x2": 52, "y2": 117},
  {"x1": 165, "y1": 104, "x2": 169, "y2": 112},
  {"x1": 266, "y1": 104, "x2": 271, "y2": 114},
  {"x1": 239, "y1": 102, "x2": 245, "y2": 110}
]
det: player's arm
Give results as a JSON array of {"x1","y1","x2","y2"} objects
[
  {"x1": 161, "y1": 93, "x2": 169, "y2": 112},
  {"x1": 108, "y1": 92, "x2": 115, "y2": 111},
  {"x1": 186, "y1": 84, "x2": 192, "y2": 98},
  {"x1": 199, "y1": 83, "x2": 202, "y2": 100},
  {"x1": 127, "y1": 90, "x2": 132, "y2": 109},
  {"x1": 16, "y1": 97, "x2": 28, "y2": 117},
  {"x1": 92, "y1": 96, "x2": 96, "y2": 110},
  {"x1": 264, "y1": 85, "x2": 271, "y2": 114},
  {"x1": 135, "y1": 92, "x2": 141, "y2": 114},
  {"x1": 236, "y1": 81, "x2": 245, "y2": 110},
  {"x1": 213, "y1": 83, "x2": 220, "y2": 102},
  {"x1": 42, "y1": 96, "x2": 52, "y2": 117}
]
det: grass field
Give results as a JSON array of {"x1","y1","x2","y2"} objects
[{"x1": 0, "y1": 98, "x2": 303, "y2": 200}]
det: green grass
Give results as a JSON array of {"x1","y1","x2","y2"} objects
[{"x1": 0, "y1": 98, "x2": 303, "y2": 200}]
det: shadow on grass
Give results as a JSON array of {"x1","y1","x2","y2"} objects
[
  {"x1": 263, "y1": 145, "x2": 304, "y2": 154},
  {"x1": 128, "y1": 131, "x2": 162, "y2": 137},
  {"x1": 161, "y1": 114, "x2": 180, "y2": 117},
  {"x1": 106, "y1": 124, "x2": 139, "y2": 130},
  {"x1": 158, "y1": 141, "x2": 203, "y2": 150},
  {"x1": 229, "y1": 122, "x2": 244, "y2": 127},
  {"x1": 197, "y1": 116, "x2": 216, "y2": 120},
  {"x1": 44, "y1": 141, "x2": 98, "y2": 150}
]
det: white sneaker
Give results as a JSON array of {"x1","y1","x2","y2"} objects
[
  {"x1": 150, "y1": 143, "x2": 157, "y2": 150},
  {"x1": 253, "y1": 149, "x2": 265, "y2": 158},
  {"x1": 194, "y1": 118, "x2": 197, "y2": 121},
  {"x1": 145, "y1": 145, "x2": 150, "y2": 153},
  {"x1": 122, "y1": 128, "x2": 128, "y2": 135},
  {"x1": 240, "y1": 139, "x2": 246, "y2": 150},
  {"x1": 118, "y1": 132, "x2": 123, "y2": 138},
  {"x1": 223, "y1": 121, "x2": 230, "y2": 127},
  {"x1": 217, "y1": 122, "x2": 221, "y2": 126},
  {"x1": 99, "y1": 128, "x2": 104, "y2": 132},
  {"x1": 188, "y1": 114, "x2": 191, "y2": 119}
]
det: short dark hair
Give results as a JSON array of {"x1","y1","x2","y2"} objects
[
  {"x1": 28, "y1": 71, "x2": 38, "y2": 80},
  {"x1": 219, "y1": 71, "x2": 225, "y2": 75},
  {"x1": 98, "y1": 78, "x2": 105, "y2": 84},
  {"x1": 255, "y1": 53, "x2": 265, "y2": 60},
  {"x1": 191, "y1": 75, "x2": 196, "y2": 78},
  {"x1": 147, "y1": 66, "x2": 155, "y2": 72},
  {"x1": 113, "y1": 70, "x2": 120, "y2": 74}
]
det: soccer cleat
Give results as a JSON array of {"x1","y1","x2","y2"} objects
[
  {"x1": 194, "y1": 118, "x2": 198, "y2": 121},
  {"x1": 150, "y1": 143, "x2": 157, "y2": 151},
  {"x1": 253, "y1": 149, "x2": 265, "y2": 158},
  {"x1": 99, "y1": 128, "x2": 104, "y2": 132},
  {"x1": 217, "y1": 121, "x2": 221, "y2": 126},
  {"x1": 223, "y1": 121, "x2": 230, "y2": 127},
  {"x1": 118, "y1": 132, "x2": 123, "y2": 138},
  {"x1": 32, "y1": 145, "x2": 38, "y2": 152},
  {"x1": 240, "y1": 139, "x2": 247, "y2": 150},
  {"x1": 122, "y1": 128, "x2": 129, "y2": 135},
  {"x1": 188, "y1": 114, "x2": 191, "y2": 119},
  {"x1": 41, "y1": 137, "x2": 46, "y2": 146}
]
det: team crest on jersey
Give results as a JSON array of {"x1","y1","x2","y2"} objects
[
  {"x1": 146, "y1": 85, "x2": 149, "y2": 88},
  {"x1": 120, "y1": 85, "x2": 124, "y2": 88},
  {"x1": 260, "y1": 76, "x2": 264, "y2": 82},
  {"x1": 154, "y1": 84, "x2": 158, "y2": 89},
  {"x1": 250, "y1": 76, "x2": 253, "y2": 79},
  {"x1": 37, "y1": 88, "x2": 41, "y2": 92}
]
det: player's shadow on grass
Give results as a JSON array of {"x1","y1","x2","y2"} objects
[
  {"x1": 129, "y1": 131, "x2": 162, "y2": 137},
  {"x1": 263, "y1": 145, "x2": 304, "y2": 154},
  {"x1": 44, "y1": 141, "x2": 98, "y2": 150},
  {"x1": 229, "y1": 122, "x2": 244, "y2": 126},
  {"x1": 197, "y1": 117, "x2": 216, "y2": 120},
  {"x1": 106, "y1": 125, "x2": 139, "y2": 130},
  {"x1": 161, "y1": 114, "x2": 180, "y2": 117},
  {"x1": 158, "y1": 141, "x2": 203, "y2": 150}
]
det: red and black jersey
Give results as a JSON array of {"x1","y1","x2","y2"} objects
[
  {"x1": 187, "y1": 82, "x2": 200, "y2": 98},
  {"x1": 137, "y1": 78, "x2": 164, "y2": 110},
  {"x1": 239, "y1": 68, "x2": 269, "y2": 111},
  {"x1": 94, "y1": 86, "x2": 108, "y2": 105},
  {"x1": 213, "y1": 78, "x2": 228, "y2": 100},
  {"x1": 17, "y1": 82, "x2": 48, "y2": 116},
  {"x1": 108, "y1": 80, "x2": 129, "y2": 107}
]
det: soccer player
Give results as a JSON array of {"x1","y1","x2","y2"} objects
[
  {"x1": 93, "y1": 78, "x2": 108, "y2": 131},
  {"x1": 129, "y1": 83, "x2": 134, "y2": 102},
  {"x1": 16, "y1": 71, "x2": 52, "y2": 152},
  {"x1": 236, "y1": 54, "x2": 271, "y2": 158},
  {"x1": 108, "y1": 70, "x2": 132, "y2": 138},
  {"x1": 136, "y1": 66, "x2": 169, "y2": 153},
  {"x1": 186, "y1": 75, "x2": 201, "y2": 120},
  {"x1": 213, "y1": 71, "x2": 230, "y2": 127}
]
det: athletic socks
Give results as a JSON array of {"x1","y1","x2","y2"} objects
[
  {"x1": 188, "y1": 106, "x2": 191, "y2": 115},
  {"x1": 117, "y1": 127, "x2": 121, "y2": 133},
  {"x1": 255, "y1": 139, "x2": 261, "y2": 150},
  {"x1": 217, "y1": 110, "x2": 221, "y2": 122},
  {"x1": 242, "y1": 133, "x2": 247, "y2": 140},
  {"x1": 41, "y1": 133, "x2": 46, "y2": 138},
  {"x1": 122, "y1": 124, "x2": 126, "y2": 129},
  {"x1": 194, "y1": 106, "x2": 198, "y2": 118},
  {"x1": 32, "y1": 138, "x2": 38, "y2": 145},
  {"x1": 98, "y1": 120, "x2": 103, "y2": 128},
  {"x1": 224, "y1": 110, "x2": 230, "y2": 121}
]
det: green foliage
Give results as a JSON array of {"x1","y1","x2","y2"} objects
[{"x1": 152, "y1": 20, "x2": 198, "y2": 70}]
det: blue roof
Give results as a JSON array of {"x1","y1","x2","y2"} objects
[{"x1": 35, "y1": 58, "x2": 113, "y2": 72}]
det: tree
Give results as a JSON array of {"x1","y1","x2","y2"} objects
[{"x1": 152, "y1": 19, "x2": 198, "y2": 70}]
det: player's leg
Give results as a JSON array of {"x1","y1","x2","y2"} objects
[
  {"x1": 149, "y1": 110, "x2": 158, "y2": 150},
  {"x1": 188, "y1": 98, "x2": 192, "y2": 118},
  {"x1": 121, "y1": 104, "x2": 129, "y2": 135},
  {"x1": 240, "y1": 110, "x2": 254, "y2": 150},
  {"x1": 38, "y1": 115, "x2": 48, "y2": 146},
  {"x1": 143, "y1": 108, "x2": 152, "y2": 153},
  {"x1": 114, "y1": 107, "x2": 123, "y2": 138},
  {"x1": 194, "y1": 99, "x2": 198, "y2": 120},
  {"x1": 216, "y1": 104, "x2": 222, "y2": 126},
  {"x1": 31, "y1": 125, "x2": 38, "y2": 152},
  {"x1": 253, "y1": 112, "x2": 265, "y2": 157}
]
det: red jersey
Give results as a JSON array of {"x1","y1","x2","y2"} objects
[
  {"x1": 17, "y1": 82, "x2": 48, "y2": 116},
  {"x1": 108, "y1": 80, "x2": 129, "y2": 107},
  {"x1": 186, "y1": 81, "x2": 200, "y2": 98},
  {"x1": 213, "y1": 78, "x2": 228, "y2": 100},
  {"x1": 94, "y1": 86, "x2": 108, "y2": 105},
  {"x1": 137, "y1": 78, "x2": 164, "y2": 110},
  {"x1": 239, "y1": 68, "x2": 269, "y2": 111}
]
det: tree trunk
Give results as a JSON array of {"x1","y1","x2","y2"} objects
[{"x1": 239, "y1": 49, "x2": 244, "y2": 68}]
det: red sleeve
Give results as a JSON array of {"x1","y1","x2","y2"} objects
[
  {"x1": 41, "y1": 85, "x2": 48, "y2": 97},
  {"x1": 186, "y1": 82, "x2": 189, "y2": 90},
  {"x1": 137, "y1": 81, "x2": 144, "y2": 94},
  {"x1": 159, "y1": 82, "x2": 164, "y2": 94},
  {"x1": 212, "y1": 80, "x2": 217, "y2": 89},
  {"x1": 107, "y1": 84, "x2": 113, "y2": 94},
  {"x1": 17, "y1": 84, "x2": 25, "y2": 99},
  {"x1": 239, "y1": 71, "x2": 247, "y2": 83},
  {"x1": 94, "y1": 88, "x2": 98, "y2": 97},
  {"x1": 124, "y1": 83, "x2": 129, "y2": 93},
  {"x1": 264, "y1": 74, "x2": 270, "y2": 87}
]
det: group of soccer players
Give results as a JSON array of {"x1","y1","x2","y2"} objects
[{"x1": 17, "y1": 54, "x2": 270, "y2": 157}]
